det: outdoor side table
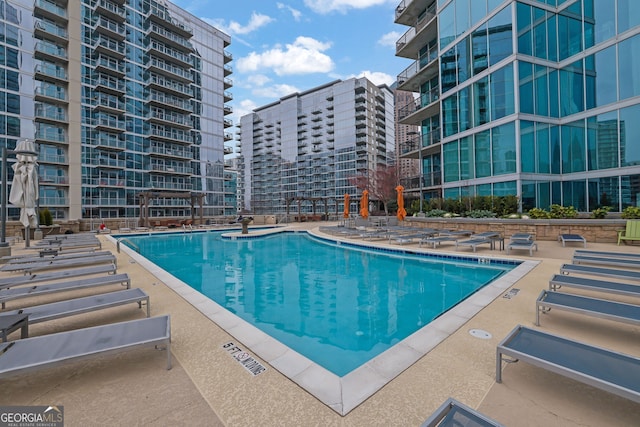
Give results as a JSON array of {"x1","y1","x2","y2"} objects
[
  {"x1": 489, "y1": 236, "x2": 505, "y2": 251},
  {"x1": 0, "y1": 313, "x2": 29, "y2": 342}
]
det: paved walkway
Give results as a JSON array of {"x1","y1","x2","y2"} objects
[{"x1": 1, "y1": 225, "x2": 639, "y2": 426}]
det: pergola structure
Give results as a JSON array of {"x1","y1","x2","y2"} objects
[
  {"x1": 285, "y1": 196, "x2": 353, "y2": 222},
  {"x1": 138, "y1": 191, "x2": 204, "y2": 228}
]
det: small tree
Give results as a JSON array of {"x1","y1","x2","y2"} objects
[{"x1": 348, "y1": 164, "x2": 399, "y2": 216}]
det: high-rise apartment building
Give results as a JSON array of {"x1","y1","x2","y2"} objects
[
  {"x1": 395, "y1": 0, "x2": 640, "y2": 211},
  {"x1": 1, "y1": 0, "x2": 232, "y2": 221},
  {"x1": 238, "y1": 78, "x2": 394, "y2": 215},
  {"x1": 392, "y1": 85, "x2": 420, "y2": 197}
]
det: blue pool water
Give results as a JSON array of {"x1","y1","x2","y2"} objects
[{"x1": 123, "y1": 231, "x2": 514, "y2": 376}]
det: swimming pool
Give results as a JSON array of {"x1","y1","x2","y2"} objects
[
  {"x1": 122, "y1": 230, "x2": 513, "y2": 375},
  {"x1": 116, "y1": 228, "x2": 535, "y2": 415}
]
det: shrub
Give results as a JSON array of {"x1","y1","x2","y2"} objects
[
  {"x1": 591, "y1": 206, "x2": 611, "y2": 219},
  {"x1": 424, "y1": 209, "x2": 447, "y2": 217},
  {"x1": 527, "y1": 207, "x2": 550, "y2": 219},
  {"x1": 39, "y1": 208, "x2": 53, "y2": 226},
  {"x1": 549, "y1": 204, "x2": 578, "y2": 219},
  {"x1": 465, "y1": 209, "x2": 496, "y2": 218},
  {"x1": 622, "y1": 206, "x2": 640, "y2": 219}
]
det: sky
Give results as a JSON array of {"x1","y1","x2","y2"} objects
[{"x1": 172, "y1": 0, "x2": 409, "y2": 148}]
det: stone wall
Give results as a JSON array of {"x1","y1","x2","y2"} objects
[{"x1": 403, "y1": 218, "x2": 627, "y2": 243}]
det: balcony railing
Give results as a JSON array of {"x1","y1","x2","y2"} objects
[
  {"x1": 35, "y1": 62, "x2": 68, "y2": 80},
  {"x1": 398, "y1": 86, "x2": 440, "y2": 120},
  {"x1": 36, "y1": 20, "x2": 68, "y2": 39},
  {"x1": 35, "y1": 0, "x2": 67, "y2": 19},
  {"x1": 399, "y1": 129, "x2": 441, "y2": 154},
  {"x1": 148, "y1": 22, "x2": 192, "y2": 50},
  {"x1": 147, "y1": 90, "x2": 191, "y2": 111}
]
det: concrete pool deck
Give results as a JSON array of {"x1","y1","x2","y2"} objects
[{"x1": 1, "y1": 223, "x2": 639, "y2": 426}]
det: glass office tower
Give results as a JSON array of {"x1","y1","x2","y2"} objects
[
  {"x1": 0, "y1": 0, "x2": 232, "y2": 221},
  {"x1": 396, "y1": 0, "x2": 640, "y2": 212}
]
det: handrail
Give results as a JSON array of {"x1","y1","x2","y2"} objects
[{"x1": 117, "y1": 237, "x2": 140, "y2": 253}]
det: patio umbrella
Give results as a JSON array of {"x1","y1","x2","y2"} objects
[
  {"x1": 396, "y1": 185, "x2": 407, "y2": 221},
  {"x1": 9, "y1": 139, "x2": 39, "y2": 230},
  {"x1": 343, "y1": 194, "x2": 350, "y2": 218},
  {"x1": 360, "y1": 190, "x2": 369, "y2": 219}
]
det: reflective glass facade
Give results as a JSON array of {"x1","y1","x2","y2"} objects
[
  {"x1": 0, "y1": 0, "x2": 232, "y2": 221},
  {"x1": 396, "y1": 0, "x2": 640, "y2": 211}
]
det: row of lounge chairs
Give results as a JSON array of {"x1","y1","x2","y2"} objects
[{"x1": 0, "y1": 236, "x2": 172, "y2": 378}]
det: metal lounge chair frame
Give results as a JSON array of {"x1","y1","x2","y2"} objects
[
  {"x1": 16, "y1": 257, "x2": 116, "y2": 275},
  {"x1": 0, "y1": 264, "x2": 117, "y2": 290},
  {"x1": 496, "y1": 325, "x2": 640, "y2": 403},
  {"x1": 454, "y1": 232, "x2": 500, "y2": 252},
  {"x1": 420, "y1": 397, "x2": 504, "y2": 427},
  {"x1": 573, "y1": 250, "x2": 640, "y2": 260},
  {"x1": 549, "y1": 274, "x2": 640, "y2": 298},
  {"x1": 506, "y1": 240, "x2": 537, "y2": 256},
  {"x1": 2, "y1": 288, "x2": 150, "y2": 327},
  {"x1": 2, "y1": 250, "x2": 111, "y2": 266},
  {"x1": 0, "y1": 315, "x2": 171, "y2": 378},
  {"x1": 558, "y1": 233, "x2": 586, "y2": 247},
  {"x1": 0, "y1": 273, "x2": 131, "y2": 309},
  {"x1": 559, "y1": 263, "x2": 640, "y2": 281},
  {"x1": 572, "y1": 254, "x2": 640, "y2": 269},
  {"x1": 535, "y1": 290, "x2": 640, "y2": 326}
]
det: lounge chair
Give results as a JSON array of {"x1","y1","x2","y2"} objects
[
  {"x1": 419, "y1": 235, "x2": 459, "y2": 249},
  {"x1": 573, "y1": 250, "x2": 640, "y2": 260},
  {"x1": 572, "y1": 254, "x2": 640, "y2": 269},
  {"x1": 1, "y1": 288, "x2": 150, "y2": 330},
  {"x1": 421, "y1": 397, "x2": 504, "y2": 427},
  {"x1": 618, "y1": 220, "x2": 640, "y2": 245},
  {"x1": 4, "y1": 256, "x2": 116, "y2": 274},
  {"x1": 455, "y1": 233, "x2": 499, "y2": 252},
  {"x1": 549, "y1": 274, "x2": 640, "y2": 298},
  {"x1": 0, "y1": 273, "x2": 131, "y2": 309},
  {"x1": 2, "y1": 251, "x2": 112, "y2": 267},
  {"x1": 0, "y1": 315, "x2": 171, "y2": 378},
  {"x1": 535, "y1": 290, "x2": 640, "y2": 326},
  {"x1": 496, "y1": 325, "x2": 640, "y2": 403},
  {"x1": 0, "y1": 264, "x2": 117, "y2": 290},
  {"x1": 559, "y1": 263, "x2": 640, "y2": 281},
  {"x1": 558, "y1": 233, "x2": 586, "y2": 247},
  {"x1": 506, "y1": 240, "x2": 537, "y2": 256}
]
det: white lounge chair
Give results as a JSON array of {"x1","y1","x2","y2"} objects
[
  {"x1": 496, "y1": 325, "x2": 640, "y2": 403},
  {"x1": 0, "y1": 315, "x2": 171, "y2": 378}
]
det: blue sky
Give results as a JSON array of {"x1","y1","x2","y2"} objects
[{"x1": 172, "y1": 0, "x2": 408, "y2": 145}]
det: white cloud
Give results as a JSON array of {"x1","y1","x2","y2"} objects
[
  {"x1": 253, "y1": 84, "x2": 300, "y2": 98},
  {"x1": 246, "y1": 74, "x2": 272, "y2": 87},
  {"x1": 277, "y1": 2, "x2": 303, "y2": 21},
  {"x1": 237, "y1": 36, "x2": 334, "y2": 76},
  {"x1": 355, "y1": 70, "x2": 395, "y2": 86},
  {"x1": 304, "y1": 0, "x2": 395, "y2": 14},
  {"x1": 378, "y1": 31, "x2": 401, "y2": 47},
  {"x1": 232, "y1": 98, "x2": 259, "y2": 124},
  {"x1": 208, "y1": 12, "x2": 274, "y2": 36}
]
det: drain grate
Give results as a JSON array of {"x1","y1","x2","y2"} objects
[{"x1": 469, "y1": 329, "x2": 492, "y2": 339}]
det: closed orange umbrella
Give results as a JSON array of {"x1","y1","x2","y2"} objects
[
  {"x1": 343, "y1": 194, "x2": 350, "y2": 218},
  {"x1": 396, "y1": 185, "x2": 407, "y2": 221},
  {"x1": 360, "y1": 190, "x2": 369, "y2": 219}
]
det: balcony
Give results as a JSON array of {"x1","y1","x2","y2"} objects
[
  {"x1": 224, "y1": 64, "x2": 232, "y2": 76},
  {"x1": 96, "y1": 156, "x2": 125, "y2": 168},
  {"x1": 223, "y1": 50, "x2": 232, "y2": 63},
  {"x1": 150, "y1": 180, "x2": 193, "y2": 191},
  {"x1": 94, "y1": 55, "x2": 125, "y2": 76},
  {"x1": 149, "y1": 126, "x2": 193, "y2": 144},
  {"x1": 94, "y1": 15, "x2": 126, "y2": 41},
  {"x1": 94, "y1": 75, "x2": 126, "y2": 95},
  {"x1": 146, "y1": 73, "x2": 192, "y2": 98},
  {"x1": 34, "y1": 41, "x2": 68, "y2": 62},
  {"x1": 94, "y1": 36, "x2": 126, "y2": 58},
  {"x1": 147, "y1": 22, "x2": 193, "y2": 52},
  {"x1": 396, "y1": 43, "x2": 439, "y2": 92},
  {"x1": 147, "y1": 109, "x2": 191, "y2": 129},
  {"x1": 85, "y1": 197, "x2": 126, "y2": 206},
  {"x1": 223, "y1": 105, "x2": 233, "y2": 115},
  {"x1": 94, "y1": 0, "x2": 126, "y2": 23},
  {"x1": 146, "y1": 56, "x2": 192, "y2": 83},
  {"x1": 35, "y1": 127, "x2": 67, "y2": 145},
  {"x1": 147, "y1": 90, "x2": 192, "y2": 113},
  {"x1": 34, "y1": 62, "x2": 68, "y2": 82},
  {"x1": 150, "y1": 163, "x2": 193, "y2": 175},
  {"x1": 148, "y1": 40, "x2": 192, "y2": 68},
  {"x1": 95, "y1": 132, "x2": 126, "y2": 151},
  {"x1": 35, "y1": 84, "x2": 67, "y2": 104},
  {"x1": 94, "y1": 114, "x2": 125, "y2": 132},
  {"x1": 146, "y1": 7, "x2": 193, "y2": 37},
  {"x1": 395, "y1": 1, "x2": 438, "y2": 59},
  {"x1": 39, "y1": 152, "x2": 66, "y2": 164},
  {"x1": 224, "y1": 77, "x2": 233, "y2": 89},
  {"x1": 223, "y1": 118, "x2": 233, "y2": 128},
  {"x1": 35, "y1": 20, "x2": 68, "y2": 45},
  {"x1": 395, "y1": 0, "x2": 436, "y2": 25},
  {"x1": 93, "y1": 93, "x2": 125, "y2": 115},
  {"x1": 149, "y1": 144, "x2": 192, "y2": 159},
  {"x1": 399, "y1": 129, "x2": 441, "y2": 158},
  {"x1": 34, "y1": 0, "x2": 68, "y2": 23},
  {"x1": 39, "y1": 196, "x2": 68, "y2": 206},
  {"x1": 39, "y1": 175, "x2": 68, "y2": 185},
  {"x1": 84, "y1": 177, "x2": 125, "y2": 186},
  {"x1": 224, "y1": 91, "x2": 233, "y2": 102},
  {"x1": 398, "y1": 88, "x2": 440, "y2": 126},
  {"x1": 35, "y1": 104, "x2": 67, "y2": 124}
]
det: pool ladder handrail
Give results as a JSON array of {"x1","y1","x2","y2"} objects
[{"x1": 117, "y1": 237, "x2": 140, "y2": 253}]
